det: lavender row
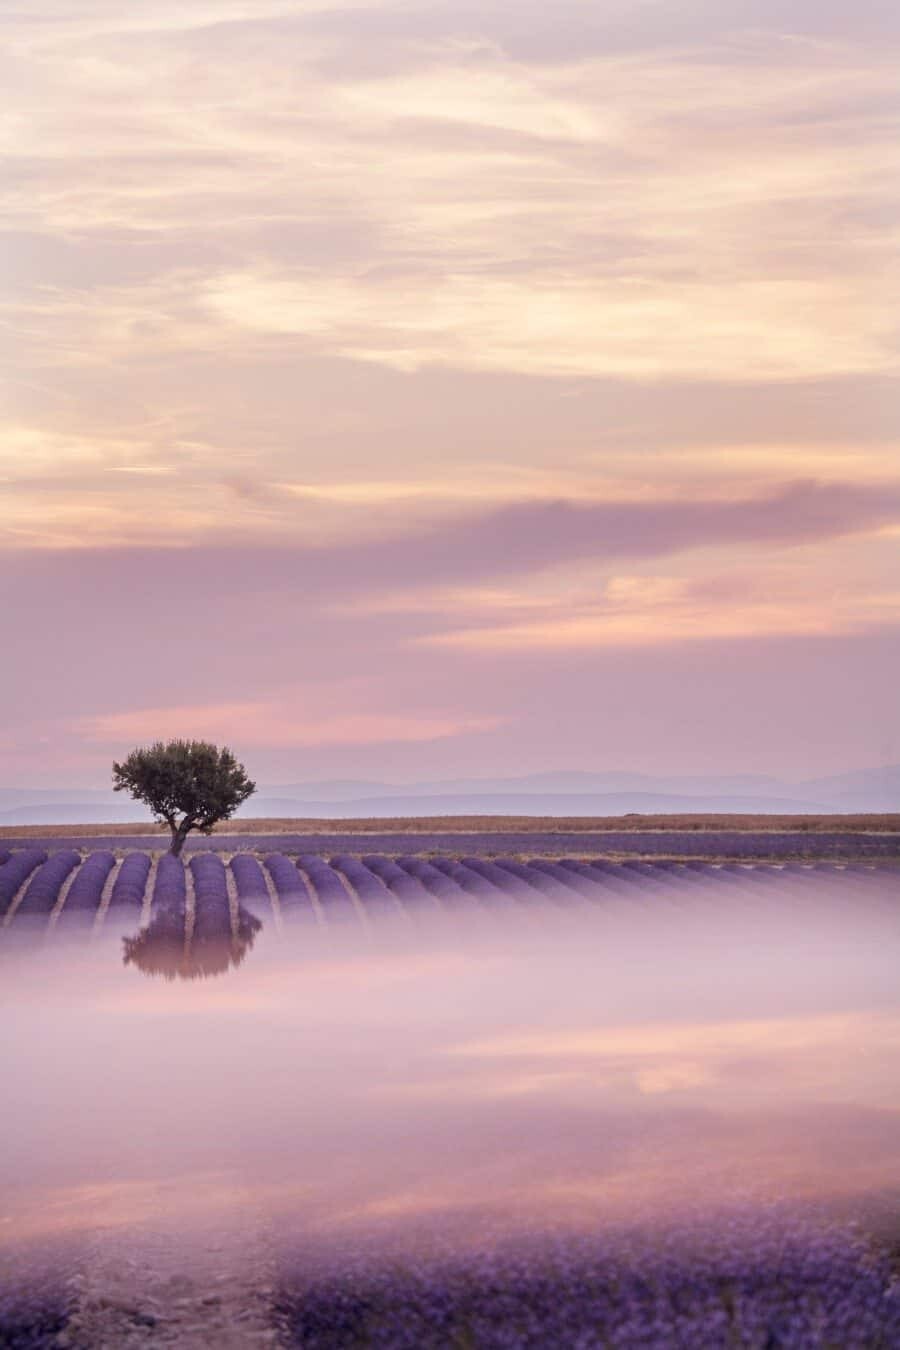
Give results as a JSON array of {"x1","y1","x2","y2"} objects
[
  {"x1": 59, "y1": 851, "x2": 116, "y2": 913},
  {"x1": 190, "y1": 853, "x2": 231, "y2": 940},
  {"x1": 359, "y1": 856, "x2": 437, "y2": 910},
  {"x1": 331, "y1": 856, "x2": 398, "y2": 915},
  {"x1": 5, "y1": 829, "x2": 898, "y2": 858},
  {"x1": 152, "y1": 853, "x2": 186, "y2": 910},
  {"x1": 231, "y1": 853, "x2": 270, "y2": 907},
  {"x1": 15, "y1": 851, "x2": 80, "y2": 917},
  {"x1": 395, "y1": 857, "x2": 474, "y2": 909},
  {"x1": 298, "y1": 855, "x2": 356, "y2": 915},
  {"x1": 109, "y1": 851, "x2": 151, "y2": 909},
  {"x1": 0, "y1": 848, "x2": 47, "y2": 914},
  {"x1": 264, "y1": 853, "x2": 311, "y2": 912}
]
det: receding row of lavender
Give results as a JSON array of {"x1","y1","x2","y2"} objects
[
  {"x1": 2, "y1": 827, "x2": 897, "y2": 859},
  {"x1": 0, "y1": 847, "x2": 896, "y2": 930}
]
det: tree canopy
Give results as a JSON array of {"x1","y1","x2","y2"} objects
[{"x1": 112, "y1": 739, "x2": 256, "y2": 855}]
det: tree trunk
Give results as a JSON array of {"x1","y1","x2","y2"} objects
[{"x1": 169, "y1": 821, "x2": 193, "y2": 856}]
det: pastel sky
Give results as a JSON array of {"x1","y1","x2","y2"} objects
[{"x1": 2, "y1": 0, "x2": 899, "y2": 786}]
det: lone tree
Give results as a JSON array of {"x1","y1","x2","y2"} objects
[{"x1": 113, "y1": 740, "x2": 256, "y2": 856}]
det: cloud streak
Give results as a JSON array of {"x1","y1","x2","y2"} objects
[{"x1": 5, "y1": 479, "x2": 898, "y2": 585}]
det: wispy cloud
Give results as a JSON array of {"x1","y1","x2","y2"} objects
[{"x1": 204, "y1": 267, "x2": 893, "y2": 382}]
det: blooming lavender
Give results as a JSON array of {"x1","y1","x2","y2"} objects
[
  {"x1": 7, "y1": 828, "x2": 893, "y2": 859},
  {"x1": 298, "y1": 855, "x2": 357, "y2": 916},
  {"x1": 15, "y1": 850, "x2": 80, "y2": 916},
  {"x1": 395, "y1": 856, "x2": 474, "y2": 909},
  {"x1": 494, "y1": 858, "x2": 569, "y2": 903},
  {"x1": 264, "y1": 852, "x2": 314, "y2": 913},
  {"x1": 527, "y1": 858, "x2": 594, "y2": 900},
  {"x1": 230, "y1": 852, "x2": 270, "y2": 908},
  {"x1": 0, "y1": 849, "x2": 47, "y2": 914},
  {"x1": 461, "y1": 858, "x2": 540, "y2": 907},
  {"x1": 151, "y1": 851, "x2": 186, "y2": 911},
  {"x1": 59, "y1": 851, "x2": 115, "y2": 914},
  {"x1": 430, "y1": 857, "x2": 509, "y2": 906},
  {"x1": 107, "y1": 851, "x2": 151, "y2": 910},
  {"x1": 274, "y1": 1209, "x2": 900, "y2": 1349},
  {"x1": 189, "y1": 851, "x2": 229, "y2": 926},
  {"x1": 331, "y1": 856, "x2": 398, "y2": 916},
  {"x1": 359, "y1": 855, "x2": 438, "y2": 911}
]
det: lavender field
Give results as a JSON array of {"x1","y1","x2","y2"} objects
[{"x1": 1, "y1": 846, "x2": 898, "y2": 935}]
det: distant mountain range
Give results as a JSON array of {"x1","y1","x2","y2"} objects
[{"x1": 1, "y1": 766, "x2": 898, "y2": 825}]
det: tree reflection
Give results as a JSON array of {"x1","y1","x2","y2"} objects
[{"x1": 123, "y1": 901, "x2": 262, "y2": 980}]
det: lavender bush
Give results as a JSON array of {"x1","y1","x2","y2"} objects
[
  {"x1": 298, "y1": 855, "x2": 357, "y2": 914},
  {"x1": 151, "y1": 852, "x2": 186, "y2": 911},
  {"x1": 15, "y1": 850, "x2": 80, "y2": 916},
  {"x1": 60, "y1": 850, "x2": 115, "y2": 913},
  {"x1": 264, "y1": 853, "x2": 312, "y2": 912},
  {"x1": 359, "y1": 855, "x2": 437, "y2": 910},
  {"x1": 230, "y1": 853, "x2": 270, "y2": 906},
  {"x1": 107, "y1": 851, "x2": 151, "y2": 910},
  {"x1": 332, "y1": 856, "x2": 399, "y2": 915},
  {"x1": 0, "y1": 849, "x2": 47, "y2": 914},
  {"x1": 395, "y1": 857, "x2": 474, "y2": 909}
]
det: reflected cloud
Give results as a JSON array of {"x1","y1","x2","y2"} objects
[{"x1": 2, "y1": 884, "x2": 900, "y2": 1259}]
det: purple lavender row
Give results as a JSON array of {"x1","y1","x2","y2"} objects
[
  {"x1": 0, "y1": 848, "x2": 47, "y2": 914},
  {"x1": 359, "y1": 856, "x2": 438, "y2": 911},
  {"x1": 15, "y1": 850, "x2": 80, "y2": 916},
  {"x1": 60, "y1": 851, "x2": 116, "y2": 913},
  {"x1": 108, "y1": 851, "x2": 151, "y2": 910},
  {"x1": 190, "y1": 853, "x2": 230, "y2": 938},
  {"x1": 562, "y1": 860, "x2": 638, "y2": 897},
  {"x1": 0, "y1": 849, "x2": 9, "y2": 868},
  {"x1": 9, "y1": 829, "x2": 897, "y2": 858},
  {"x1": 230, "y1": 853, "x2": 272, "y2": 917},
  {"x1": 14, "y1": 847, "x2": 81, "y2": 923},
  {"x1": 493, "y1": 858, "x2": 568, "y2": 903},
  {"x1": 460, "y1": 857, "x2": 543, "y2": 905},
  {"x1": 298, "y1": 855, "x2": 357, "y2": 916},
  {"x1": 429, "y1": 857, "x2": 501, "y2": 903},
  {"x1": 395, "y1": 857, "x2": 473, "y2": 909},
  {"x1": 521, "y1": 858, "x2": 583, "y2": 896},
  {"x1": 264, "y1": 853, "x2": 311, "y2": 912},
  {"x1": 331, "y1": 856, "x2": 398, "y2": 915},
  {"x1": 152, "y1": 853, "x2": 186, "y2": 910}
]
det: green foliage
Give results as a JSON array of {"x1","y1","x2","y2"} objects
[{"x1": 112, "y1": 739, "x2": 256, "y2": 854}]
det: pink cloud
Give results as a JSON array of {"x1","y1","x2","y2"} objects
[{"x1": 77, "y1": 700, "x2": 505, "y2": 749}]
